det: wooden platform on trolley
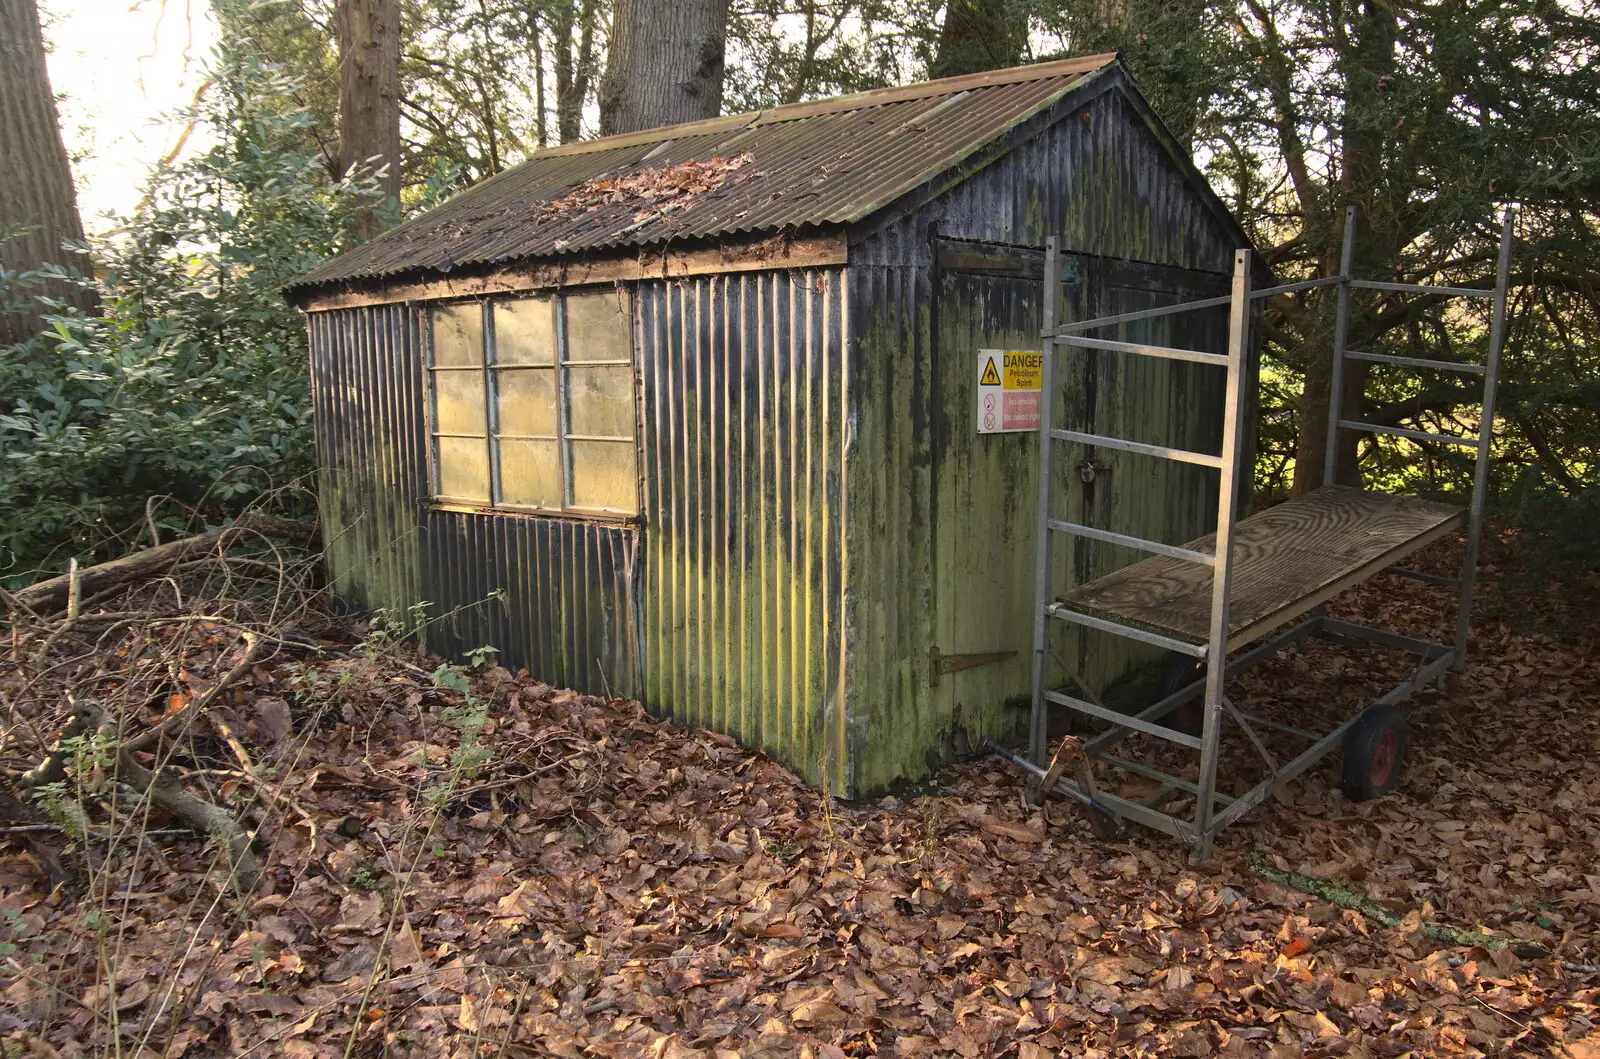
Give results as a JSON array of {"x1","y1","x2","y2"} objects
[{"x1": 1055, "y1": 486, "x2": 1465, "y2": 652}]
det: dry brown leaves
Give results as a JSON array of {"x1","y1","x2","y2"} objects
[
  {"x1": 0, "y1": 538, "x2": 1596, "y2": 1058},
  {"x1": 538, "y1": 154, "x2": 753, "y2": 226}
]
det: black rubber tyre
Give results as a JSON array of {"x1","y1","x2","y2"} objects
[
  {"x1": 1158, "y1": 655, "x2": 1206, "y2": 737},
  {"x1": 1341, "y1": 704, "x2": 1408, "y2": 802}
]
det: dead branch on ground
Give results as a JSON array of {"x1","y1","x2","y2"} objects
[
  {"x1": 2, "y1": 504, "x2": 330, "y2": 901},
  {"x1": 6, "y1": 511, "x2": 316, "y2": 617}
]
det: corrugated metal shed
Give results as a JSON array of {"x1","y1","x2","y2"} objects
[
  {"x1": 296, "y1": 54, "x2": 1264, "y2": 797},
  {"x1": 287, "y1": 54, "x2": 1118, "y2": 292}
]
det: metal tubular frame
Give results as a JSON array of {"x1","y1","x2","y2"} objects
[
  {"x1": 1021, "y1": 210, "x2": 1516, "y2": 860},
  {"x1": 1338, "y1": 419, "x2": 1479, "y2": 448},
  {"x1": 1344, "y1": 350, "x2": 1488, "y2": 375}
]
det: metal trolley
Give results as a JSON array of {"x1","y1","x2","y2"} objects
[{"x1": 1001, "y1": 208, "x2": 1515, "y2": 861}]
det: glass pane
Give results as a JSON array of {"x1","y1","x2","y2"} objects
[
  {"x1": 568, "y1": 364, "x2": 635, "y2": 437},
  {"x1": 436, "y1": 436, "x2": 489, "y2": 502},
  {"x1": 495, "y1": 296, "x2": 555, "y2": 365},
  {"x1": 564, "y1": 290, "x2": 631, "y2": 362},
  {"x1": 495, "y1": 367, "x2": 558, "y2": 437},
  {"x1": 433, "y1": 369, "x2": 486, "y2": 435},
  {"x1": 498, "y1": 438, "x2": 563, "y2": 509},
  {"x1": 570, "y1": 439, "x2": 637, "y2": 513},
  {"x1": 432, "y1": 303, "x2": 483, "y2": 366}
]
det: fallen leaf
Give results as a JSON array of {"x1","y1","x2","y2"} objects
[
  {"x1": 114, "y1": 979, "x2": 152, "y2": 1012},
  {"x1": 983, "y1": 820, "x2": 1045, "y2": 843},
  {"x1": 389, "y1": 920, "x2": 423, "y2": 969},
  {"x1": 338, "y1": 891, "x2": 383, "y2": 931},
  {"x1": 792, "y1": 998, "x2": 849, "y2": 1025},
  {"x1": 320, "y1": 943, "x2": 378, "y2": 982}
]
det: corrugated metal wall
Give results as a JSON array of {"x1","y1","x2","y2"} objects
[
  {"x1": 840, "y1": 263, "x2": 938, "y2": 795},
  {"x1": 843, "y1": 82, "x2": 1250, "y2": 795},
  {"x1": 419, "y1": 511, "x2": 639, "y2": 696},
  {"x1": 636, "y1": 269, "x2": 849, "y2": 792},
  {"x1": 309, "y1": 272, "x2": 850, "y2": 790},
  {"x1": 309, "y1": 304, "x2": 640, "y2": 696},
  {"x1": 310, "y1": 306, "x2": 428, "y2": 620}
]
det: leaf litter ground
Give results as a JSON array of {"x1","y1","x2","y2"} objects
[{"x1": 1, "y1": 540, "x2": 1596, "y2": 1058}]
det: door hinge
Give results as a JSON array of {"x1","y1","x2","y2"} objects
[{"x1": 929, "y1": 648, "x2": 1019, "y2": 687}]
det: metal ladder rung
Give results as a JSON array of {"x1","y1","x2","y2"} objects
[
  {"x1": 1051, "y1": 428, "x2": 1225, "y2": 468},
  {"x1": 1337, "y1": 420, "x2": 1478, "y2": 447},
  {"x1": 1350, "y1": 278, "x2": 1493, "y2": 298},
  {"x1": 1344, "y1": 349, "x2": 1486, "y2": 374},
  {"x1": 1098, "y1": 754, "x2": 1237, "y2": 805},
  {"x1": 1383, "y1": 566, "x2": 1461, "y2": 587},
  {"x1": 1047, "y1": 519, "x2": 1215, "y2": 566},
  {"x1": 1049, "y1": 333, "x2": 1230, "y2": 367},
  {"x1": 1043, "y1": 690, "x2": 1203, "y2": 749},
  {"x1": 1046, "y1": 603, "x2": 1207, "y2": 656}
]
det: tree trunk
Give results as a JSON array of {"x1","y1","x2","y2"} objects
[
  {"x1": 599, "y1": 0, "x2": 730, "y2": 136},
  {"x1": 1290, "y1": 1, "x2": 1398, "y2": 494},
  {"x1": 335, "y1": 0, "x2": 402, "y2": 237},
  {"x1": 932, "y1": 0, "x2": 1027, "y2": 79},
  {"x1": 554, "y1": 0, "x2": 602, "y2": 144},
  {"x1": 0, "y1": 0, "x2": 95, "y2": 344},
  {"x1": 528, "y1": 9, "x2": 549, "y2": 148}
]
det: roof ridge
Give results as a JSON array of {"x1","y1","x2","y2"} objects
[
  {"x1": 514, "y1": 53, "x2": 1120, "y2": 161},
  {"x1": 285, "y1": 55, "x2": 1143, "y2": 295},
  {"x1": 751, "y1": 52, "x2": 1117, "y2": 125}
]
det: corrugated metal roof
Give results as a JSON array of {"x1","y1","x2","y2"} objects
[{"x1": 288, "y1": 54, "x2": 1119, "y2": 292}]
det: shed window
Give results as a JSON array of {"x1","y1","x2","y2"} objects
[{"x1": 426, "y1": 289, "x2": 637, "y2": 516}]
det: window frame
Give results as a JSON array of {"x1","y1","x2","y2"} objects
[{"x1": 423, "y1": 287, "x2": 640, "y2": 521}]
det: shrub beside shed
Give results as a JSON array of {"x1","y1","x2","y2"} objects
[{"x1": 286, "y1": 53, "x2": 1264, "y2": 797}]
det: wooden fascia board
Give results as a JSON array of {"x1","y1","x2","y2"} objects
[{"x1": 294, "y1": 231, "x2": 848, "y2": 312}]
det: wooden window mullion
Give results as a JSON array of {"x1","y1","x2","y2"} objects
[
  {"x1": 425, "y1": 311, "x2": 440, "y2": 497},
  {"x1": 482, "y1": 300, "x2": 499, "y2": 506},
  {"x1": 556, "y1": 294, "x2": 575, "y2": 510}
]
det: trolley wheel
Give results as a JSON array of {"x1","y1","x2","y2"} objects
[
  {"x1": 1158, "y1": 655, "x2": 1206, "y2": 736},
  {"x1": 1341, "y1": 704, "x2": 1408, "y2": 802}
]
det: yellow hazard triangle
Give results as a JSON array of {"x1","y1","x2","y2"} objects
[{"x1": 980, "y1": 357, "x2": 1001, "y2": 386}]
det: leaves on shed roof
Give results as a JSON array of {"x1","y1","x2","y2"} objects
[{"x1": 541, "y1": 154, "x2": 755, "y2": 226}]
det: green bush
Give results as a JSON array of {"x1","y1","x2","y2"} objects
[
  {"x1": 0, "y1": 50, "x2": 382, "y2": 585},
  {"x1": 1487, "y1": 472, "x2": 1600, "y2": 628}
]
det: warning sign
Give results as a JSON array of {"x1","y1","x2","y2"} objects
[{"x1": 976, "y1": 349, "x2": 1042, "y2": 434}]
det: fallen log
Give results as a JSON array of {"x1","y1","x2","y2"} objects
[
  {"x1": 112, "y1": 740, "x2": 262, "y2": 896},
  {"x1": 1245, "y1": 851, "x2": 1575, "y2": 964},
  {"x1": 23, "y1": 703, "x2": 264, "y2": 896},
  {"x1": 7, "y1": 512, "x2": 316, "y2": 615}
]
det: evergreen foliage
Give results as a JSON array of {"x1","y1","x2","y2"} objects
[{"x1": 0, "y1": 47, "x2": 381, "y2": 582}]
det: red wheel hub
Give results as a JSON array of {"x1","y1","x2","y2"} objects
[{"x1": 1370, "y1": 729, "x2": 1398, "y2": 787}]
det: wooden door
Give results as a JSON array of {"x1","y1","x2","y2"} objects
[
  {"x1": 928, "y1": 244, "x2": 1089, "y2": 758},
  {"x1": 930, "y1": 245, "x2": 1237, "y2": 761}
]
